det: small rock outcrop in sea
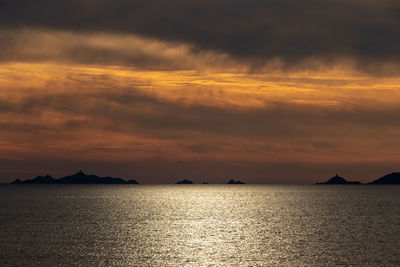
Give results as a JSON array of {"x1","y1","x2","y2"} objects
[
  {"x1": 226, "y1": 179, "x2": 246, "y2": 184},
  {"x1": 315, "y1": 174, "x2": 361, "y2": 185},
  {"x1": 10, "y1": 178, "x2": 22, "y2": 184},
  {"x1": 175, "y1": 179, "x2": 193, "y2": 184},
  {"x1": 126, "y1": 179, "x2": 139, "y2": 184},
  {"x1": 9, "y1": 171, "x2": 140, "y2": 184},
  {"x1": 368, "y1": 172, "x2": 400, "y2": 184}
]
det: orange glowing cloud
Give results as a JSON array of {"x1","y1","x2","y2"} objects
[{"x1": 1, "y1": 26, "x2": 400, "y2": 183}]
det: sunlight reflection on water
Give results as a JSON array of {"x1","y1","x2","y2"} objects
[{"x1": 1, "y1": 185, "x2": 400, "y2": 266}]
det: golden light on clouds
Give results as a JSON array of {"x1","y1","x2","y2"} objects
[
  {"x1": 2, "y1": 60, "x2": 400, "y2": 108},
  {"x1": 1, "y1": 25, "x2": 400, "y2": 183}
]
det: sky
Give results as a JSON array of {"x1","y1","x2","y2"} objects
[{"x1": 1, "y1": 0, "x2": 400, "y2": 184}]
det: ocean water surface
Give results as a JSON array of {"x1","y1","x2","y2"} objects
[{"x1": 1, "y1": 185, "x2": 399, "y2": 266}]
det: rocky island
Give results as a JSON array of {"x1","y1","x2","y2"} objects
[
  {"x1": 175, "y1": 179, "x2": 194, "y2": 184},
  {"x1": 227, "y1": 179, "x2": 246, "y2": 184},
  {"x1": 315, "y1": 174, "x2": 361, "y2": 185},
  {"x1": 10, "y1": 171, "x2": 139, "y2": 184}
]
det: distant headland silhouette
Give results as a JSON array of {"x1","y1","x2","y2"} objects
[
  {"x1": 10, "y1": 172, "x2": 248, "y2": 185},
  {"x1": 6, "y1": 171, "x2": 400, "y2": 185},
  {"x1": 316, "y1": 173, "x2": 400, "y2": 185},
  {"x1": 10, "y1": 170, "x2": 139, "y2": 185},
  {"x1": 368, "y1": 172, "x2": 400, "y2": 184}
]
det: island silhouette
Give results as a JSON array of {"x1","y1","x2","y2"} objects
[
  {"x1": 227, "y1": 179, "x2": 246, "y2": 184},
  {"x1": 10, "y1": 170, "x2": 139, "y2": 184},
  {"x1": 6, "y1": 171, "x2": 400, "y2": 185},
  {"x1": 316, "y1": 174, "x2": 361, "y2": 185},
  {"x1": 175, "y1": 179, "x2": 194, "y2": 184},
  {"x1": 316, "y1": 172, "x2": 400, "y2": 185}
]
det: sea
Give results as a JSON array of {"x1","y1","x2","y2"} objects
[{"x1": 0, "y1": 185, "x2": 399, "y2": 266}]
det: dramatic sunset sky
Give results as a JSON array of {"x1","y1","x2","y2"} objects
[{"x1": 1, "y1": 0, "x2": 400, "y2": 183}]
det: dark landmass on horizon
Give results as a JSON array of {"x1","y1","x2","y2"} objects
[
  {"x1": 368, "y1": 172, "x2": 400, "y2": 185},
  {"x1": 4, "y1": 171, "x2": 400, "y2": 185},
  {"x1": 227, "y1": 179, "x2": 246, "y2": 184},
  {"x1": 316, "y1": 174, "x2": 361, "y2": 185},
  {"x1": 10, "y1": 171, "x2": 139, "y2": 185},
  {"x1": 8, "y1": 173, "x2": 248, "y2": 185},
  {"x1": 175, "y1": 179, "x2": 194, "y2": 184},
  {"x1": 316, "y1": 173, "x2": 400, "y2": 185}
]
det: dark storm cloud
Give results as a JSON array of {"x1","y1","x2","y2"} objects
[{"x1": 1, "y1": 0, "x2": 400, "y2": 67}]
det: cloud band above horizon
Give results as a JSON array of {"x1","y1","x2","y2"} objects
[{"x1": 0, "y1": 0, "x2": 400, "y2": 183}]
